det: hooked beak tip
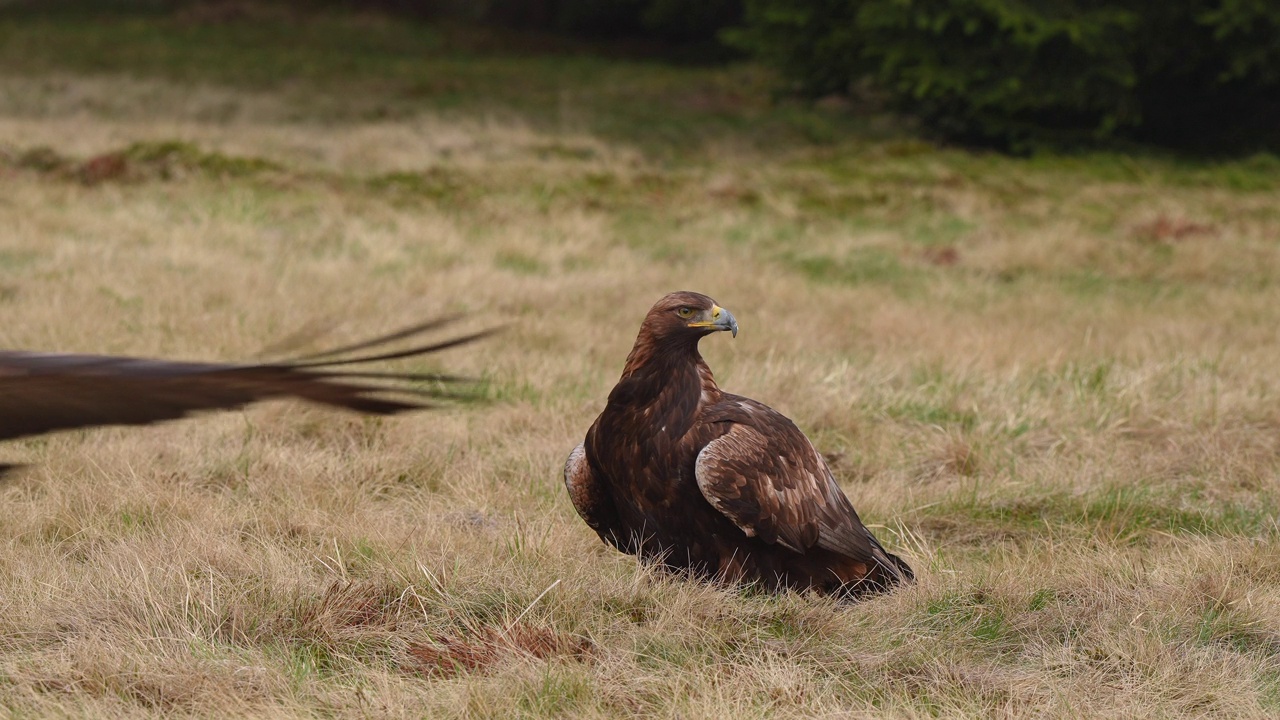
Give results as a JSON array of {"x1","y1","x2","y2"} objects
[{"x1": 715, "y1": 306, "x2": 739, "y2": 338}]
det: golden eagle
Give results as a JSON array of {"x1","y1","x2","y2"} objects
[
  {"x1": 0, "y1": 318, "x2": 490, "y2": 475},
  {"x1": 565, "y1": 292, "x2": 912, "y2": 598}
]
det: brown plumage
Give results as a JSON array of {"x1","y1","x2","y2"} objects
[
  {"x1": 565, "y1": 291, "x2": 912, "y2": 598},
  {"x1": 0, "y1": 318, "x2": 491, "y2": 474}
]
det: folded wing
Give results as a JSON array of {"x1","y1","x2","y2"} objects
[{"x1": 694, "y1": 401, "x2": 910, "y2": 585}]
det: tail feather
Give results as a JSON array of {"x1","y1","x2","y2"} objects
[
  {"x1": 840, "y1": 541, "x2": 914, "y2": 600},
  {"x1": 879, "y1": 548, "x2": 915, "y2": 584}
]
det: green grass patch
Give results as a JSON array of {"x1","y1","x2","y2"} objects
[
  {"x1": 124, "y1": 140, "x2": 280, "y2": 177},
  {"x1": 1026, "y1": 588, "x2": 1056, "y2": 612},
  {"x1": 281, "y1": 640, "x2": 346, "y2": 682},
  {"x1": 922, "y1": 589, "x2": 1017, "y2": 651},
  {"x1": 924, "y1": 484, "x2": 1277, "y2": 547},
  {"x1": 494, "y1": 251, "x2": 547, "y2": 276},
  {"x1": 1194, "y1": 606, "x2": 1280, "y2": 657},
  {"x1": 0, "y1": 249, "x2": 41, "y2": 271},
  {"x1": 1259, "y1": 671, "x2": 1280, "y2": 710},
  {"x1": 780, "y1": 248, "x2": 922, "y2": 294},
  {"x1": 366, "y1": 169, "x2": 473, "y2": 205},
  {"x1": 884, "y1": 400, "x2": 979, "y2": 430},
  {"x1": 116, "y1": 505, "x2": 160, "y2": 533}
]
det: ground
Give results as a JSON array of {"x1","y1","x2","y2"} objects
[{"x1": 2, "y1": 7, "x2": 1280, "y2": 718}]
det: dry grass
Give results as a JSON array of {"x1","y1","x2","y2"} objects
[{"x1": 2, "y1": 9, "x2": 1280, "y2": 718}]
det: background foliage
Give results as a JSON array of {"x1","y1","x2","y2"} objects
[
  {"x1": 728, "y1": 0, "x2": 1280, "y2": 151},
  {"x1": 23, "y1": 0, "x2": 1280, "y2": 151}
]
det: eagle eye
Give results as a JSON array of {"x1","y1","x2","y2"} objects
[{"x1": 677, "y1": 307, "x2": 694, "y2": 318}]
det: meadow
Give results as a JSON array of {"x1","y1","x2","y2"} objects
[{"x1": 2, "y1": 6, "x2": 1280, "y2": 717}]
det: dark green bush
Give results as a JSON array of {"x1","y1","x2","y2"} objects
[
  {"x1": 728, "y1": 0, "x2": 1280, "y2": 151},
  {"x1": 479, "y1": 0, "x2": 742, "y2": 44},
  {"x1": 302, "y1": 0, "x2": 741, "y2": 45}
]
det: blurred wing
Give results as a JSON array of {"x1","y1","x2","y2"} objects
[
  {"x1": 0, "y1": 320, "x2": 493, "y2": 442},
  {"x1": 693, "y1": 405, "x2": 881, "y2": 564}
]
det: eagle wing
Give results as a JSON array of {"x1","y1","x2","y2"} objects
[
  {"x1": 0, "y1": 320, "x2": 491, "y2": 443},
  {"x1": 563, "y1": 441, "x2": 629, "y2": 552},
  {"x1": 693, "y1": 400, "x2": 885, "y2": 564}
]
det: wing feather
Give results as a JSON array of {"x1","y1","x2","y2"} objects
[
  {"x1": 564, "y1": 441, "x2": 630, "y2": 553},
  {"x1": 0, "y1": 319, "x2": 489, "y2": 442},
  {"x1": 693, "y1": 403, "x2": 881, "y2": 564}
]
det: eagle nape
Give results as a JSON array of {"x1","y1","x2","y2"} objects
[{"x1": 0, "y1": 317, "x2": 496, "y2": 472}]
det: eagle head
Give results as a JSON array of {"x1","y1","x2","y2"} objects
[{"x1": 641, "y1": 291, "x2": 738, "y2": 343}]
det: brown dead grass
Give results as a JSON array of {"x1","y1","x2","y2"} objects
[
  {"x1": 406, "y1": 623, "x2": 595, "y2": 678},
  {"x1": 1, "y1": 45, "x2": 1280, "y2": 718}
]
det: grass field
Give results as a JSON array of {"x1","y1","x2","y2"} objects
[{"x1": 3, "y1": 6, "x2": 1280, "y2": 717}]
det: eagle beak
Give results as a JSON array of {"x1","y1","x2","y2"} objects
[{"x1": 693, "y1": 304, "x2": 737, "y2": 338}]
